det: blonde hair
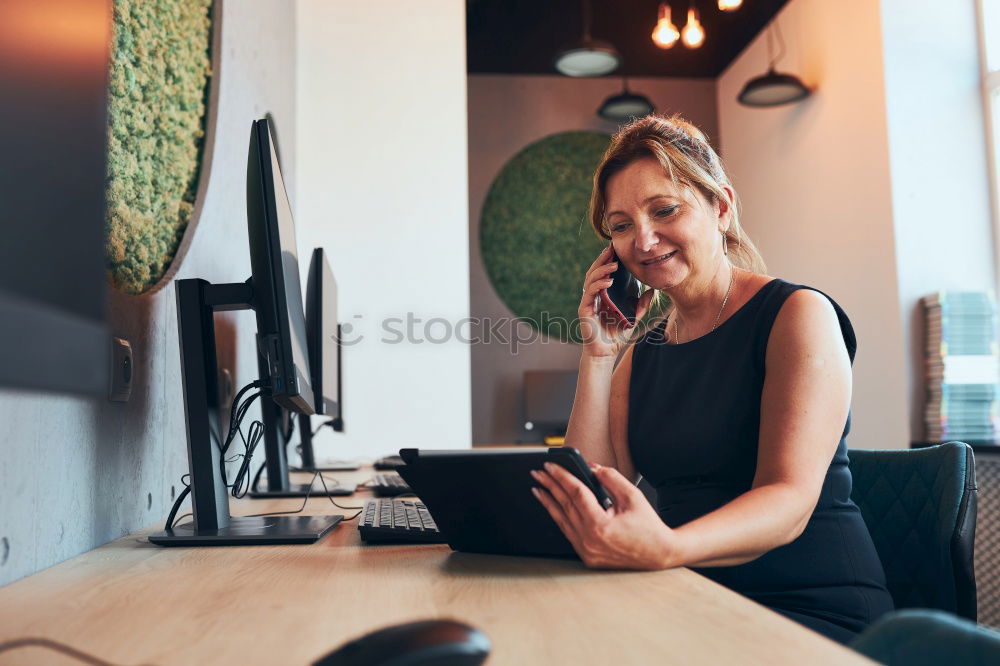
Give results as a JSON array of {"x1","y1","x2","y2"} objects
[{"x1": 589, "y1": 114, "x2": 766, "y2": 275}]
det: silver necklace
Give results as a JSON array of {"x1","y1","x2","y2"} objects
[{"x1": 672, "y1": 267, "x2": 737, "y2": 344}]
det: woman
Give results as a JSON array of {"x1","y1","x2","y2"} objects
[{"x1": 530, "y1": 114, "x2": 894, "y2": 644}]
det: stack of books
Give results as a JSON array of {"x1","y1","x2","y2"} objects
[{"x1": 924, "y1": 291, "x2": 1000, "y2": 443}]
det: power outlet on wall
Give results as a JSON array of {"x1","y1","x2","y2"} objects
[{"x1": 109, "y1": 337, "x2": 133, "y2": 402}]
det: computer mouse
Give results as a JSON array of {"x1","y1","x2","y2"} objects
[{"x1": 313, "y1": 619, "x2": 491, "y2": 666}]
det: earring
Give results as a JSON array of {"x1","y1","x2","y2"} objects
[{"x1": 722, "y1": 230, "x2": 728, "y2": 256}]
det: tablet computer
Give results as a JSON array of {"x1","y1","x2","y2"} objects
[{"x1": 396, "y1": 447, "x2": 612, "y2": 559}]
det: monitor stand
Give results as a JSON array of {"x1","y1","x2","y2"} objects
[
  {"x1": 293, "y1": 411, "x2": 357, "y2": 472},
  {"x1": 247, "y1": 390, "x2": 354, "y2": 498},
  {"x1": 149, "y1": 279, "x2": 342, "y2": 546}
]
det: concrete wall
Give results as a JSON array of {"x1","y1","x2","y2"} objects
[
  {"x1": 880, "y1": 0, "x2": 995, "y2": 440},
  {"x1": 296, "y1": 1, "x2": 471, "y2": 459},
  {"x1": 468, "y1": 75, "x2": 718, "y2": 444},
  {"x1": 716, "y1": 0, "x2": 909, "y2": 450},
  {"x1": 0, "y1": 1, "x2": 296, "y2": 586}
]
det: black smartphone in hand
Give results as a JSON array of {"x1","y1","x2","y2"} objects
[{"x1": 598, "y1": 247, "x2": 642, "y2": 328}]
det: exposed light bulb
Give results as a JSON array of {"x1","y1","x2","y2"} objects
[
  {"x1": 681, "y1": 8, "x2": 704, "y2": 49},
  {"x1": 651, "y1": 3, "x2": 680, "y2": 49},
  {"x1": 718, "y1": 0, "x2": 743, "y2": 11}
]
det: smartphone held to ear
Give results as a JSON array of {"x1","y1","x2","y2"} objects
[{"x1": 598, "y1": 247, "x2": 642, "y2": 328}]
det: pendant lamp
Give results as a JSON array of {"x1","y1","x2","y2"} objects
[
  {"x1": 738, "y1": 20, "x2": 811, "y2": 107},
  {"x1": 738, "y1": 69, "x2": 810, "y2": 106},
  {"x1": 554, "y1": 0, "x2": 621, "y2": 77},
  {"x1": 598, "y1": 79, "x2": 655, "y2": 121}
]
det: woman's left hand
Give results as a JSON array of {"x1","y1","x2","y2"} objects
[{"x1": 531, "y1": 462, "x2": 683, "y2": 570}]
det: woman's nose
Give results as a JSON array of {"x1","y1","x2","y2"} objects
[{"x1": 634, "y1": 223, "x2": 659, "y2": 253}]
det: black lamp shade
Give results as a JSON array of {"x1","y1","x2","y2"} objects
[
  {"x1": 737, "y1": 69, "x2": 811, "y2": 107},
  {"x1": 598, "y1": 91, "x2": 654, "y2": 121},
  {"x1": 554, "y1": 38, "x2": 622, "y2": 77}
]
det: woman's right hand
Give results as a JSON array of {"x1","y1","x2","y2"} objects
[{"x1": 578, "y1": 246, "x2": 654, "y2": 358}]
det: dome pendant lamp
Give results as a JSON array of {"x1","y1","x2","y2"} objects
[
  {"x1": 554, "y1": 0, "x2": 622, "y2": 77},
  {"x1": 738, "y1": 20, "x2": 811, "y2": 107},
  {"x1": 598, "y1": 78, "x2": 655, "y2": 121}
]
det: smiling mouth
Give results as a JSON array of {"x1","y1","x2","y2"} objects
[{"x1": 641, "y1": 251, "x2": 676, "y2": 266}]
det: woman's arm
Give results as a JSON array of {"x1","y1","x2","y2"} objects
[
  {"x1": 563, "y1": 355, "x2": 619, "y2": 469},
  {"x1": 669, "y1": 289, "x2": 851, "y2": 567},
  {"x1": 564, "y1": 345, "x2": 639, "y2": 479},
  {"x1": 533, "y1": 289, "x2": 851, "y2": 570},
  {"x1": 564, "y1": 247, "x2": 652, "y2": 473}
]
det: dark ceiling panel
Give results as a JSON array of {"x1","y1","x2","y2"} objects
[{"x1": 467, "y1": 0, "x2": 791, "y2": 78}]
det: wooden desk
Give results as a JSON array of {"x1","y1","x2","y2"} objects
[{"x1": 0, "y1": 469, "x2": 873, "y2": 665}]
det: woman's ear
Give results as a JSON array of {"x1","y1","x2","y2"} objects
[{"x1": 716, "y1": 185, "x2": 735, "y2": 233}]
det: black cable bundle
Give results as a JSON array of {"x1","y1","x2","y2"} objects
[
  {"x1": 311, "y1": 418, "x2": 336, "y2": 437},
  {"x1": 163, "y1": 379, "x2": 265, "y2": 529}
]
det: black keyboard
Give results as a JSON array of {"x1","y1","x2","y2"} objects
[
  {"x1": 367, "y1": 472, "x2": 412, "y2": 496},
  {"x1": 373, "y1": 455, "x2": 405, "y2": 470},
  {"x1": 358, "y1": 499, "x2": 445, "y2": 543}
]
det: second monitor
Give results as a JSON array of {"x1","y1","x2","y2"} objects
[
  {"x1": 298, "y1": 247, "x2": 347, "y2": 470},
  {"x1": 248, "y1": 249, "x2": 352, "y2": 496}
]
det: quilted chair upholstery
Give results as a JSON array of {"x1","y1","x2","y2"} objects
[
  {"x1": 849, "y1": 442, "x2": 978, "y2": 620},
  {"x1": 850, "y1": 609, "x2": 1000, "y2": 665}
]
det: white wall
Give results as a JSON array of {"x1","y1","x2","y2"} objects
[
  {"x1": 880, "y1": 0, "x2": 995, "y2": 439},
  {"x1": 717, "y1": 0, "x2": 910, "y2": 450},
  {"x1": 468, "y1": 75, "x2": 718, "y2": 444},
  {"x1": 0, "y1": 1, "x2": 297, "y2": 586},
  {"x1": 296, "y1": 1, "x2": 471, "y2": 459}
]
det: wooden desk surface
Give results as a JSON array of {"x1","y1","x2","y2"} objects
[{"x1": 0, "y1": 468, "x2": 873, "y2": 665}]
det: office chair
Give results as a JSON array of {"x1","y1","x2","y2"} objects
[
  {"x1": 850, "y1": 609, "x2": 1000, "y2": 665},
  {"x1": 849, "y1": 442, "x2": 978, "y2": 620}
]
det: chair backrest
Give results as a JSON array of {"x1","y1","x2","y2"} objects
[
  {"x1": 850, "y1": 609, "x2": 1000, "y2": 665},
  {"x1": 849, "y1": 442, "x2": 978, "y2": 620}
]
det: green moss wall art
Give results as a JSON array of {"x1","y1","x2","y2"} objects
[
  {"x1": 480, "y1": 131, "x2": 611, "y2": 343},
  {"x1": 105, "y1": 0, "x2": 216, "y2": 295}
]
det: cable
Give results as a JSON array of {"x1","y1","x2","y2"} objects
[
  {"x1": 283, "y1": 409, "x2": 295, "y2": 441},
  {"x1": 243, "y1": 471, "x2": 318, "y2": 518},
  {"x1": 317, "y1": 471, "x2": 342, "y2": 487},
  {"x1": 219, "y1": 382, "x2": 264, "y2": 467},
  {"x1": 250, "y1": 461, "x2": 267, "y2": 492},
  {"x1": 163, "y1": 379, "x2": 264, "y2": 529},
  {"x1": 230, "y1": 417, "x2": 264, "y2": 498},
  {"x1": 164, "y1": 484, "x2": 191, "y2": 530},
  {"x1": 242, "y1": 472, "x2": 364, "y2": 521},
  {"x1": 170, "y1": 512, "x2": 192, "y2": 527},
  {"x1": 311, "y1": 418, "x2": 336, "y2": 437},
  {"x1": 316, "y1": 473, "x2": 364, "y2": 518},
  {"x1": 0, "y1": 637, "x2": 154, "y2": 666}
]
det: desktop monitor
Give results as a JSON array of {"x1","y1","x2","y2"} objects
[
  {"x1": 246, "y1": 119, "x2": 314, "y2": 415},
  {"x1": 149, "y1": 117, "x2": 342, "y2": 546},
  {"x1": 294, "y1": 248, "x2": 345, "y2": 472},
  {"x1": 523, "y1": 370, "x2": 578, "y2": 444},
  {"x1": 0, "y1": 0, "x2": 110, "y2": 394},
  {"x1": 307, "y1": 248, "x2": 341, "y2": 420},
  {"x1": 247, "y1": 129, "x2": 352, "y2": 497}
]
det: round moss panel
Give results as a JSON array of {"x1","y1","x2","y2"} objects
[
  {"x1": 479, "y1": 131, "x2": 611, "y2": 343},
  {"x1": 105, "y1": 0, "x2": 214, "y2": 295}
]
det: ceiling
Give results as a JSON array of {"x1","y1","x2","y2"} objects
[{"x1": 467, "y1": 0, "x2": 792, "y2": 79}]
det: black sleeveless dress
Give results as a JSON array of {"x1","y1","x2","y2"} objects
[{"x1": 628, "y1": 279, "x2": 894, "y2": 644}]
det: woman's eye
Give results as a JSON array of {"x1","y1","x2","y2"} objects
[
  {"x1": 610, "y1": 222, "x2": 630, "y2": 233},
  {"x1": 655, "y1": 206, "x2": 678, "y2": 218}
]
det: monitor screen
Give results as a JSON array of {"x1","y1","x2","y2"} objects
[
  {"x1": 0, "y1": 0, "x2": 110, "y2": 394},
  {"x1": 247, "y1": 118, "x2": 314, "y2": 414},
  {"x1": 523, "y1": 370, "x2": 578, "y2": 427},
  {"x1": 306, "y1": 248, "x2": 340, "y2": 417}
]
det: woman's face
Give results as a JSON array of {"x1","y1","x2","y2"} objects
[{"x1": 604, "y1": 157, "x2": 729, "y2": 291}]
